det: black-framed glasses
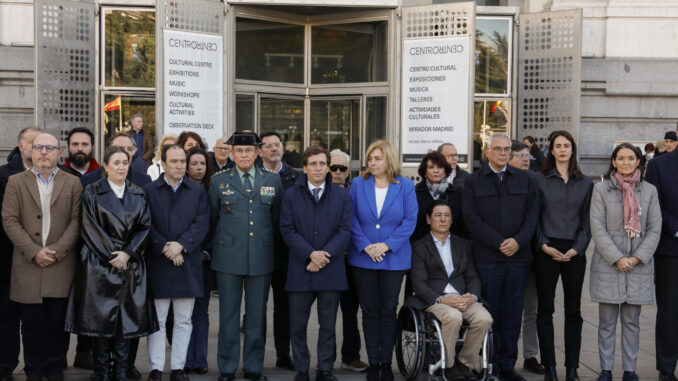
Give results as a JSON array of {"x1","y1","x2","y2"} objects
[
  {"x1": 330, "y1": 164, "x2": 348, "y2": 172},
  {"x1": 32, "y1": 144, "x2": 58, "y2": 153}
]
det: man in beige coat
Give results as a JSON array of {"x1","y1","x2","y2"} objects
[{"x1": 2, "y1": 132, "x2": 82, "y2": 381}]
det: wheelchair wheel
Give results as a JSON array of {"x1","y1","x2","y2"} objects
[{"x1": 395, "y1": 305, "x2": 426, "y2": 380}]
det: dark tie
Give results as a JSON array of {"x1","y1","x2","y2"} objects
[
  {"x1": 244, "y1": 173, "x2": 252, "y2": 191},
  {"x1": 312, "y1": 187, "x2": 321, "y2": 202},
  {"x1": 498, "y1": 171, "x2": 504, "y2": 182}
]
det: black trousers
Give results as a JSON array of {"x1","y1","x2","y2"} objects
[
  {"x1": 0, "y1": 285, "x2": 19, "y2": 372},
  {"x1": 93, "y1": 317, "x2": 129, "y2": 381},
  {"x1": 289, "y1": 291, "x2": 341, "y2": 372},
  {"x1": 18, "y1": 298, "x2": 69, "y2": 377},
  {"x1": 534, "y1": 238, "x2": 586, "y2": 368},
  {"x1": 271, "y1": 266, "x2": 291, "y2": 360},
  {"x1": 655, "y1": 255, "x2": 678, "y2": 373},
  {"x1": 352, "y1": 267, "x2": 405, "y2": 364},
  {"x1": 339, "y1": 263, "x2": 361, "y2": 364}
]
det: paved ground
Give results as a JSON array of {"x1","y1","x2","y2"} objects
[{"x1": 14, "y1": 244, "x2": 661, "y2": 380}]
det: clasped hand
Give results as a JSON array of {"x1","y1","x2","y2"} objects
[
  {"x1": 163, "y1": 241, "x2": 185, "y2": 266},
  {"x1": 34, "y1": 247, "x2": 56, "y2": 267},
  {"x1": 109, "y1": 251, "x2": 130, "y2": 270},
  {"x1": 499, "y1": 238, "x2": 519, "y2": 256},
  {"x1": 541, "y1": 244, "x2": 577, "y2": 262},
  {"x1": 440, "y1": 293, "x2": 476, "y2": 312},
  {"x1": 306, "y1": 251, "x2": 331, "y2": 272},
  {"x1": 365, "y1": 242, "x2": 390, "y2": 262},
  {"x1": 616, "y1": 256, "x2": 639, "y2": 272}
]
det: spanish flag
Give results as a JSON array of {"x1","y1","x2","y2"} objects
[
  {"x1": 104, "y1": 95, "x2": 121, "y2": 112},
  {"x1": 490, "y1": 100, "x2": 502, "y2": 113}
]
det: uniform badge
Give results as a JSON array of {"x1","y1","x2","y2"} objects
[
  {"x1": 219, "y1": 183, "x2": 224, "y2": 189},
  {"x1": 223, "y1": 190, "x2": 234, "y2": 196},
  {"x1": 260, "y1": 186, "x2": 275, "y2": 197}
]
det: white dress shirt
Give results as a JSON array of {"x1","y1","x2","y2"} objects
[{"x1": 431, "y1": 232, "x2": 460, "y2": 295}]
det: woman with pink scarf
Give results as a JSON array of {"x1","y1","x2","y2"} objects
[{"x1": 589, "y1": 143, "x2": 662, "y2": 381}]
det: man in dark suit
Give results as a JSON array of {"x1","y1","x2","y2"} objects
[
  {"x1": 438, "y1": 143, "x2": 469, "y2": 185},
  {"x1": 210, "y1": 137, "x2": 232, "y2": 174},
  {"x1": 462, "y1": 133, "x2": 539, "y2": 381},
  {"x1": 280, "y1": 146, "x2": 352, "y2": 381},
  {"x1": 411, "y1": 200, "x2": 492, "y2": 381},
  {"x1": 209, "y1": 132, "x2": 284, "y2": 381},
  {"x1": 646, "y1": 143, "x2": 678, "y2": 381},
  {"x1": 125, "y1": 114, "x2": 154, "y2": 165}
]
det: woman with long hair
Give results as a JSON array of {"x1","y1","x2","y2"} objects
[
  {"x1": 589, "y1": 143, "x2": 661, "y2": 381},
  {"x1": 147, "y1": 134, "x2": 178, "y2": 181}
]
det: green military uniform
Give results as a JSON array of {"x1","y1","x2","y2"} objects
[{"x1": 209, "y1": 164, "x2": 283, "y2": 375}]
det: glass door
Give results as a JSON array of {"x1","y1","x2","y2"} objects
[
  {"x1": 309, "y1": 97, "x2": 361, "y2": 168},
  {"x1": 258, "y1": 95, "x2": 305, "y2": 168}
]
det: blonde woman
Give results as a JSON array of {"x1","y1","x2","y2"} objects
[
  {"x1": 348, "y1": 140, "x2": 417, "y2": 381},
  {"x1": 146, "y1": 134, "x2": 178, "y2": 180}
]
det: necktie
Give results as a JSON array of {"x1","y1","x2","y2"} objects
[
  {"x1": 498, "y1": 171, "x2": 504, "y2": 182},
  {"x1": 312, "y1": 187, "x2": 321, "y2": 202},
  {"x1": 244, "y1": 173, "x2": 252, "y2": 191}
]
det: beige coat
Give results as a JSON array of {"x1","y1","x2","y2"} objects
[{"x1": 2, "y1": 169, "x2": 82, "y2": 303}]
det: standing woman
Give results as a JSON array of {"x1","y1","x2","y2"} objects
[
  {"x1": 65, "y1": 146, "x2": 157, "y2": 381},
  {"x1": 147, "y1": 134, "x2": 178, "y2": 181},
  {"x1": 589, "y1": 143, "x2": 661, "y2": 381},
  {"x1": 533, "y1": 131, "x2": 593, "y2": 381},
  {"x1": 183, "y1": 147, "x2": 215, "y2": 374},
  {"x1": 348, "y1": 140, "x2": 417, "y2": 381}
]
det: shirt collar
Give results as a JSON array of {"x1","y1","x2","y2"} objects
[
  {"x1": 307, "y1": 181, "x2": 326, "y2": 191},
  {"x1": 33, "y1": 167, "x2": 58, "y2": 186},
  {"x1": 488, "y1": 164, "x2": 507, "y2": 174},
  {"x1": 263, "y1": 161, "x2": 284, "y2": 174},
  {"x1": 163, "y1": 174, "x2": 184, "y2": 192},
  {"x1": 431, "y1": 232, "x2": 451, "y2": 247},
  {"x1": 236, "y1": 166, "x2": 257, "y2": 179}
]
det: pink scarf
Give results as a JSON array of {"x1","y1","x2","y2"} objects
[{"x1": 613, "y1": 168, "x2": 642, "y2": 238}]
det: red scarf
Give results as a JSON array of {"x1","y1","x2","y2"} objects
[{"x1": 613, "y1": 168, "x2": 642, "y2": 238}]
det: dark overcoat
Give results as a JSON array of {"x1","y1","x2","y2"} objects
[
  {"x1": 645, "y1": 148, "x2": 678, "y2": 257},
  {"x1": 280, "y1": 174, "x2": 352, "y2": 292},
  {"x1": 65, "y1": 178, "x2": 157, "y2": 338},
  {"x1": 143, "y1": 177, "x2": 210, "y2": 298}
]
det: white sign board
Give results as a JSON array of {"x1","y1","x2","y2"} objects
[
  {"x1": 163, "y1": 29, "x2": 223, "y2": 146},
  {"x1": 401, "y1": 36, "x2": 471, "y2": 164}
]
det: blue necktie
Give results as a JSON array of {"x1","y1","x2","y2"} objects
[
  {"x1": 244, "y1": 173, "x2": 252, "y2": 191},
  {"x1": 498, "y1": 171, "x2": 504, "y2": 182},
  {"x1": 312, "y1": 187, "x2": 321, "y2": 202}
]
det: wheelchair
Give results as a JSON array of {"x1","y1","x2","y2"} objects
[{"x1": 395, "y1": 298, "x2": 495, "y2": 381}]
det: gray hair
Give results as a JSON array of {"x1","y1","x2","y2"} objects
[
  {"x1": 330, "y1": 149, "x2": 350, "y2": 163},
  {"x1": 487, "y1": 132, "x2": 511, "y2": 148},
  {"x1": 215, "y1": 137, "x2": 229, "y2": 145},
  {"x1": 130, "y1": 114, "x2": 143, "y2": 123},
  {"x1": 437, "y1": 143, "x2": 456, "y2": 152},
  {"x1": 18, "y1": 126, "x2": 43, "y2": 143}
]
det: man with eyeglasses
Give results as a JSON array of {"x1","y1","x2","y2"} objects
[
  {"x1": 463, "y1": 133, "x2": 539, "y2": 381},
  {"x1": 508, "y1": 143, "x2": 532, "y2": 172},
  {"x1": 437, "y1": 143, "x2": 469, "y2": 185},
  {"x1": 210, "y1": 137, "x2": 233, "y2": 173},
  {"x1": 2, "y1": 132, "x2": 82, "y2": 381},
  {"x1": 256, "y1": 131, "x2": 300, "y2": 370},
  {"x1": 210, "y1": 131, "x2": 284, "y2": 381}
]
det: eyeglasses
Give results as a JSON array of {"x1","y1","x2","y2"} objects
[
  {"x1": 262, "y1": 142, "x2": 283, "y2": 149},
  {"x1": 329, "y1": 164, "x2": 348, "y2": 172},
  {"x1": 511, "y1": 153, "x2": 534, "y2": 160},
  {"x1": 491, "y1": 146, "x2": 511, "y2": 153},
  {"x1": 32, "y1": 144, "x2": 58, "y2": 153},
  {"x1": 443, "y1": 154, "x2": 459, "y2": 160}
]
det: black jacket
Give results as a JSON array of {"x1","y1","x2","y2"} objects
[
  {"x1": 65, "y1": 179, "x2": 158, "y2": 338},
  {"x1": 411, "y1": 179, "x2": 470, "y2": 242},
  {"x1": 0, "y1": 147, "x2": 25, "y2": 285}
]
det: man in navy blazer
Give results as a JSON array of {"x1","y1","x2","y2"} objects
[
  {"x1": 280, "y1": 146, "x2": 352, "y2": 381},
  {"x1": 462, "y1": 133, "x2": 539, "y2": 381},
  {"x1": 645, "y1": 146, "x2": 678, "y2": 381},
  {"x1": 143, "y1": 145, "x2": 210, "y2": 381}
]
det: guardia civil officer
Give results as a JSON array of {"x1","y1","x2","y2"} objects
[{"x1": 209, "y1": 132, "x2": 284, "y2": 381}]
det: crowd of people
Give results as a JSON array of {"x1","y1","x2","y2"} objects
[{"x1": 0, "y1": 123, "x2": 676, "y2": 381}]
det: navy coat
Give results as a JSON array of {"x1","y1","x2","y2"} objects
[
  {"x1": 82, "y1": 164, "x2": 151, "y2": 189},
  {"x1": 462, "y1": 163, "x2": 539, "y2": 262},
  {"x1": 645, "y1": 149, "x2": 678, "y2": 257},
  {"x1": 143, "y1": 177, "x2": 210, "y2": 298},
  {"x1": 280, "y1": 174, "x2": 352, "y2": 292},
  {"x1": 0, "y1": 147, "x2": 25, "y2": 285}
]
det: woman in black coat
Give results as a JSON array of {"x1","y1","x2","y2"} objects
[
  {"x1": 411, "y1": 151, "x2": 469, "y2": 242},
  {"x1": 65, "y1": 146, "x2": 157, "y2": 381}
]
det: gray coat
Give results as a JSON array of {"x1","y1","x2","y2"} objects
[{"x1": 589, "y1": 176, "x2": 661, "y2": 305}]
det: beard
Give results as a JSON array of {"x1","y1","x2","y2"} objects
[{"x1": 70, "y1": 151, "x2": 91, "y2": 167}]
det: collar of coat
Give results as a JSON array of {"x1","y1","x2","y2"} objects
[
  {"x1": 92, "y1": 178, "x2": 144, "y2": 196},
  {"x1": 480, "y1": 162, "x2": 517, "y2": 177},
  {"x1": 152, "y1": 175, "x2": 201, "y2": 191}
]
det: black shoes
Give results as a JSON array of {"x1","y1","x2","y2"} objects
[
  {"x1": 295, "y1": 372, "x2": 310, "y2": 381},
  {"x1": 544, "y1": 367, "x2": 558, "y2": 381},
  {"x1": 316, "y1": 371, "x2": 337, "y2": 381},
  {"x1": 0, "y1": 368, "x2": 12, "y2": 381},
  {"x1": 127, "y1": 366, "x2": 142, "y2": 380},
  {"x1": 74, "y1": 351, "x2": 95, "y2": 370},
  {"x1": 366, "y1": 364, "x2": 380, "y2": 381},
  {"x1": 190, "y1": 367, "x2": 209, "y2": 375},
  {"x1": 660, "y1": 373, "x2": 678, "y2": 381},
  {"x1": 622, "y1": 372, "x2": 638, "y2": 381},
  {"x1": 380, "y1": 363, "x2": 393, "y2": 381},
  {"x1": 218, "y1": 373, "x2": 236, "y2": 381},
  {"x1": 524, "y1": 358, "x2": 545, "y2": 375},
  {"x1": 244, "y1": 371, "x2": 267, "y2": 381},
  {"x1": 276, "y1": 356, "x2": 295, "y2": 371},
  {"x1": 148, "y1": 370, "x2": 162, "y2": 381},
  {"x1": 597, "y1": 370, "x2": 612, "y2": 381},
  {"x1": 499, "y1": 369, "x2": 527, "y2": 381},
  {"x1": 170, "y1": 369, "x2": 190, "y2": 381},
  {"x1": 565, "y1": 368, "x2": 580, "y2": 381}
]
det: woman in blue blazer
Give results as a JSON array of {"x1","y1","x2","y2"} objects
[{"x1": 349, "y1": 140, "x2": 418, "y2": 381}]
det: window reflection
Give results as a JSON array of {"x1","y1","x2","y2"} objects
[
  {"x1": 259, "y1": 98, "x2": 305, "y2": 168},
  {"x1": 235, "y1": 94, "x2": 255, "y2": 132},
  {"x1": 475, "y1": 18, "x2": 510, "y2": 95},
  {"x1": 104, "y1": 9, "x2": 155, "y2": 88},
  {"x1": 473, "y1": 99, "x2": 510, "y2": 170},
  {"x1": 102, "y1": 94, "x2": 156, "y2": 146}
]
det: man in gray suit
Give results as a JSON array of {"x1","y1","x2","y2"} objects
[{"x1": 411, "y1": 200, "x2": 492, "y2": 381}]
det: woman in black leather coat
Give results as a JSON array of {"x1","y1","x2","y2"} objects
[{"x1": 65, "y1": 146, "x2": 157, "y2": 381}]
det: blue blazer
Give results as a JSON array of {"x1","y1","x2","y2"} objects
[
  {"x1": 280, "y1": 174, "x2": 352, "y2": 292},
  {"x1": 348, "y1": 175, "x2": 418, "y2": 271},
  {"x1": 645, "y1": 149, "x2": 678, "y2": 257}
]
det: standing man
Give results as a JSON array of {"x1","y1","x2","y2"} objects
[
  {"x1": 0, "y1": 127, "x2": 41, "y2": 381},
  {"x1": 664, "y1": 131, "x2": 677, "y2": 154},
  {"x1": 126, "y1": 114, "x2": 154, "y2": 165},
  {"x1": 258, "y1": 131, "x2": 300, "y2": 370},
  {"x1": 211, "y1": 137, "x2": 233, "y2": 173},
  {"x1": 646, "y1": 138, "x2": 678, "y2": 381},
  {"x1": 463, "y1": 133, "x2": 539, "y2": 381},
  {"x1": 2, "y1": 132, "x2": 82, "y2": 381},
  {"x1": 508, "y1": 142, "x2": 544, "y2": 375},
  {"x1": 329, "y1": 149, "x2": 368, "y2": 372},
  {"x1": 438, "y1": 143, "x2": 469, "y2": 185},
  {"x1": 280, "y1": 146, "x2": 352, "y2": 381},
  {"x1": 143, "y1": 144, "x2": 210, "y2": 381},
  {"x1": 209, "y1": 131, "x2": 284, "y2": 381},
  {"x1": 62, "y1": 127, "x2": 100, "y2": 177}
]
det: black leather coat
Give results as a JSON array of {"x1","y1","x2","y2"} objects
[{"x1": 65, "y1": 178, "x2": 158, "y2": 338}]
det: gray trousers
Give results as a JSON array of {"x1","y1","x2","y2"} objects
[
  {"x1": 522, "y1": 271, "x2": 539, "y2": 359},
  {"x1": 289, "y1": 291, "x2": 341, "y2": 372},
  {"x1": 598, "y1": 303, "x2": 641, "y2": 372}
]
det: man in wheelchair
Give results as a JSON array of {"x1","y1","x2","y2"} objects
[{"x1": 410, "y1": 200, "x2": 493, "y2": 381}]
